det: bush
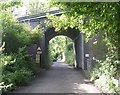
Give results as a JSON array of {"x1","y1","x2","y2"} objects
[
  {"x1": 0, "y1": 55, "x2": 34, "y2": 93},
  {"x1": 11, "y1": 68, "x2": 33, "y2": 86},
  {"x1": 0, "y1": 11, "x2": 31, "y2": 54},
  {"x1": 0, "y1": 82, "x2": 13, "y2": 93},
  {"x1": 66, "y1": 43, "x2": 73, "y2": 51},
  {"x1": 90, "y1": 51, "x2": 120, "y2": 93},
  {"x1": 2, "y1": 68, "x2": 33, "y2": 91},
  {"x1": 2, "y1": 23, "x2": 31, "y2": 54},
  {"x1": 0, "y1": 7, "x2": 43, "y2": 94},
  {"x1": 65, "y1": 43, "x2": 74, "y2": 66},
  {"x1": 30, "y1": 24, "x2": 42, "y2": 45},
  {"x1": 1, "y1": 47, "x2": 37, "y2": 93},
  {"x1": 15, "y1": 47, "x2": 41, "y2": 74}
]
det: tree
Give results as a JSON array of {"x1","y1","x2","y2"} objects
[
  {"x1": 0, "y1": 0, "x2": 21, "y2": 11},
  {"x1": 25, "y1": 0, "x2": 51, "y2": 15},
  {"x1": 49, "y1": 36, "x2": 66, "y2": 60}
]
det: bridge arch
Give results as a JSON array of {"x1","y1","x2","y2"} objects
[
  {"x1": 40, "y1": 27, "x2": 85, "y2": 69},
  {"x1": 18, "y1": 10, "x2": 86, "y2": 70}
]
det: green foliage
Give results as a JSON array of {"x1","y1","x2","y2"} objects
[
  {"x1": 1, "y1": 48, "x2": 32, "y2": 77},
  {"x1": 0, "y1": 48, "x2": 36, "y2": 93},
  {"x1": 66, "y1": 42, "x2": 73, "y2": 51},
  {"x1": 30, "y1": 24, "x2": 43, "y2": 45},
  {"x1": 24, "y1": 0, "x2": 51, "y2": 15},
  {"x1": 0, "y1": 10, "x2": 31, "y2": 54},
  {"x1": 0, "y1": 0, "x2": 21, "y2": 11},
  {"x1": 46, "y1": 13, "x2": 81, "y2": 32},
  {"x1": 90, "y1": 51, "x2": 120, "y2": 93},
  {"x1": 0, "y1": 39, "x2": 41, "y2": 93},
  {"x1": 0, "y1": 82, "x2": 13, "y2": 93},
  {"x1": 2, "y1": 68, "x2": 33, "y2": 86},
  {"x1": 14, "y1": 47, "x2": 41, "y2": 75},
  {"x1": 49, "y1": 36, "x2": 74, "y2": 65},
  {"x1": 12, "y1": 68, "x2": 32, "y2": 86},
  {"x1": 49, "y1": 36, "x2": 66, "y2": 61},
  {"x1": 65, "y1": 42, "x2": 74, "y2": 66},
  {"x1": 65, "y1": 49, "x2": 74, "y2": 66},
  {"x1": 0, "y1": 2, "x2": 43, "y2": 93},
  {"x1": 48, "y1": 50, "x2": 53, "y2": 65},
  {"x1": 0, "y1": 11, "x2": 42, "y2": 54}
]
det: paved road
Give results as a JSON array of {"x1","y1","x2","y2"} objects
[{"x1": 11, "y1": 62, "x2": 103, "y2": 94}]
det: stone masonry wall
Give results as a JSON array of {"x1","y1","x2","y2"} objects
[{"x1": 84, "y1": 33, "x2": 108, "y2": 69}]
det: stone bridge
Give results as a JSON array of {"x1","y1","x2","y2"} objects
[{"x1": 18, "y1": 10, "x2": 87, "y2": 70}]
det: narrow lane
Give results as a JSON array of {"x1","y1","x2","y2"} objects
[{"x1": 11, "y1": 62, "x2": 103, "y2": 94}]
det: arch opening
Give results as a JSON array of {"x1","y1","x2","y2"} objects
[{"x1": 49, "y1": 35, "x2": 75, "y2": 66}]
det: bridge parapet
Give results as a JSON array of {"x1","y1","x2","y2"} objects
[
  {"x1": 18, "y1": 10, "x2": 62, "y2": 22},
  {"x1": 17, "y1": 9, "x2": 63, "y2": 30}
]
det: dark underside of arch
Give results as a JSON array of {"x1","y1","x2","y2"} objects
[{"x1": 45, "y1": 27, "x2": 80, "y2": 42}]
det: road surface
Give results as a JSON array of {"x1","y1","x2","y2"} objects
[{"x1": 10, "y1": 62, "x2": 103, "y2": 94}]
